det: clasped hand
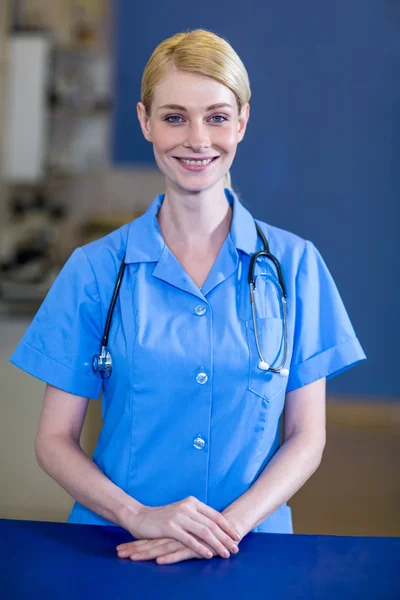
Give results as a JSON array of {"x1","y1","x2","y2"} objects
[{"x1": 116, "y1": 496, "x2": 243, "y2": 565}]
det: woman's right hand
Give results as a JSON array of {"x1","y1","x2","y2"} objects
[{"x1": 126, "y1": 496, "x2": 242, "y2": 559}]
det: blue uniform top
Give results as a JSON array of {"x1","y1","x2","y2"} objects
[{"x1": 10, "y1": 189, "x2": 366, "y2": 533}]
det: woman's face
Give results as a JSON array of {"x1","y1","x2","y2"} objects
[{"x1": 137, "y1": 67, "x2": 250, "y2": 194}]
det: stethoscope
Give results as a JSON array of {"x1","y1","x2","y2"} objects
[{"x1": 92, "y1": 222, "x2": 289, "y2": 379}]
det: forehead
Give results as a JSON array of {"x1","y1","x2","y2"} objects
[{"x1": 152, "y1": 68, "x2": 236, "y2": 110}]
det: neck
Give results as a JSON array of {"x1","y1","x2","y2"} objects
[{"x1": 156, "y1": 182, "x2": 233, "y2": 253}]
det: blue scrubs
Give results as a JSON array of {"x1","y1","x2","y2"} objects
[{"x1": 10, "y1": 189, "x2": 366, "y2": 533}]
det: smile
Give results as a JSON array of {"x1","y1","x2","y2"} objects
[{"x1": 174, "y1": 156, "x2": 219, "y2": 171}]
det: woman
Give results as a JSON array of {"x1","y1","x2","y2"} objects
[{"x1": 10, "y1": 29, "x2": 366, "y2": 565}]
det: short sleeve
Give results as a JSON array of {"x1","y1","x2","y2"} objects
[
  {"x1": 9, "y1": 248, "x2": 103, "y2": 399},
  {"x1": 286, "y1": 241, "x2": 366, "y2": 392}
]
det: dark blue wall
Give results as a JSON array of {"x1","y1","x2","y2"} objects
[{"x1": 112, "y1": 1, "x2": 400, "y2": 397}]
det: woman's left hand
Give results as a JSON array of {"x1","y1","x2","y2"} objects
[{"x1": 116, "y1": 537, "x2": 224, "y2": 564}]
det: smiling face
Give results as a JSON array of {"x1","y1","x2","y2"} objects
[{"x1": 137, "y1": 67, "x2": 250, "y2": 194}]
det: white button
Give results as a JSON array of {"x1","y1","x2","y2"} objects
[
  {"x1": 196, "y1": 372, "x2": 208, "y2": 384},
  {"x1": 194, "y1": 305, "x2": 207, "y2": 316},
  {"x1": 193, "y1": 436, "x2": 205, "y2": 450}
]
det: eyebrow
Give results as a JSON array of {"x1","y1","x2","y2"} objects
[{"x1": 157, "y1": 103, "x2": 234, "y2": 112}]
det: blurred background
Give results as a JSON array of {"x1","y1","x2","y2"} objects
[{"x1": 0, "y1": 1, "x2": 399, "y2": 536}]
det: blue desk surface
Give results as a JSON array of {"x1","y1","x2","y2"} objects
[{"x1": 0, "y1": 519, "x2": 399, "y2": 599}]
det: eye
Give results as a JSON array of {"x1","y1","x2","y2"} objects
[
  {"x1": 165, "y1": 115, "x2": 184, "y2": 124},
  {"x1": 209, "y1": 115, "x2": 228, "y2": 123}
]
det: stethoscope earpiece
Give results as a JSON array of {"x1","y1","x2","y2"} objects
[
  {"x1": 258, "y1": 361, "x2": 289, "y2": 377},
  {"x1": 258, "y1": 360, "x2": 270, "y2": 371}
]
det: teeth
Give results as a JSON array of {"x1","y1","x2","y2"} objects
[{"x1": 180, "y1": 158, "x2": 214, "y2": 166}]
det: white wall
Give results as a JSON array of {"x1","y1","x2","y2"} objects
[{"x1": 4, "y1": 34, "x2": 51, "y2": 183}]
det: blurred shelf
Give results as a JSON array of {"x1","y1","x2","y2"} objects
[
  {"x1": 48, "y1": 108, "x2": 111, "y2": 118},
  {"x1": 0, "y1": 279, "x2": 52, "y2": 299},
  {"x1": 47, "y1": 101, "x2": 112, "y2": 117},
  {"x1": 45, "y1": 167, "x2": 108, "y2": 179},
  {"x1": 0, "y1": 300, "x2": 43, "y2": 318},
  {"x1": 54, "y1": 42, "x2": 109, "y2": 55}
]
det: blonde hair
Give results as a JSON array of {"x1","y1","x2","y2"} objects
[{"x1": 141, "y1": 29, "x2": 251, "y2": 191}]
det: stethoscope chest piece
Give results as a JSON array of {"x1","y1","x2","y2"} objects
[{"x1": 92, "y1": 346, "x2": 112, "y2": 378}]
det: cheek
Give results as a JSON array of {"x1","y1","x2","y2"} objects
[
  {"x1": 215, "y1": 127, "x2": 239, "y2": 150},
  {"x1": 152, "y1": 124, "x2": 182, "y2": 152}
]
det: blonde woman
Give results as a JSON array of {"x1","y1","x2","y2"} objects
[{"x1": 10, "y1": 29, "x2": 366, "y2": 565}]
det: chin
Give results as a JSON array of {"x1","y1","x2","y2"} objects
[
  {"x1": 180, "y1": 182, "x2": 220, "y2": 195},
  {"x1": 164, "y1": 174, "x2": 210, "y2": 193},
  {"x1": 177, "y1": 172, "x2": 227, "y2": 192}
]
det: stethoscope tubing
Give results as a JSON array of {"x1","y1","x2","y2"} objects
[
  {"x1": 249, "y1": 224, "x2": 289, "y2": 375},
  {"x1": 92, "y1": 258, "x2": 126, "y2": 378},
  {"x1": 93, "y1": 222, "x2": 289, "y2": 379}
]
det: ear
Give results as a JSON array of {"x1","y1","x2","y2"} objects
[
  {"x1": 137, "y1": 102, "x2": 153, "y2": 142},
  {"x1": 237, "y1": 102, "x2": 250, "y2": 143}
]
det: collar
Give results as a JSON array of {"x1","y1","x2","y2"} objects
[{"x1": 124, "y1": 188, "x2": 258, "y2": 264}]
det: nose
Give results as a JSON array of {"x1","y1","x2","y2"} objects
[{"x1": 183, "y1": 121, "x2": 211, "y2": 152}]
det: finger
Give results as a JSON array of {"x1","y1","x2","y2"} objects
[
  {"x1": 156, "y1": 548, "x2": 203, "y2": 565},
  {"x1": 117, "y1": 539, "x2": 151, "y2": 550},
  {"x1": 117, "y1": 538, "x2": 174, "y2": 555},
  {"x1": 196, "y1": 503, "x2": 242, "y2": 542},
  {"x1": 117, "y1": 542, "x2": 137, "y2": 551},
  {"x1": 118, "y1": 539, "x2": 172, "y2": 559},
  {"x1": 119, "y1": 539, "x2": 149, "y2": 548},
  {"x1": 129, "y1": 541, "x2": 180, "y2": 562},
  {"x1": 185, "y1": 518, "x2": 234, "y2": 559},
  {"x1": 168, "y1": 525, "x2": 215, "y2": 560},
  {"x1": 117, "y1": 541, "x2": 150, "y2": 557},
  {"x1": 117, "y1": 538, "x2": 169, "y2": 551},
  {"x1": 190, "y1": 512, "x2": 240, "y2": 557}
]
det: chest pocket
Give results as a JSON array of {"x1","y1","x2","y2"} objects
[{"x1": 246, "y1": 316, "x2": 287, "y2": 402}]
